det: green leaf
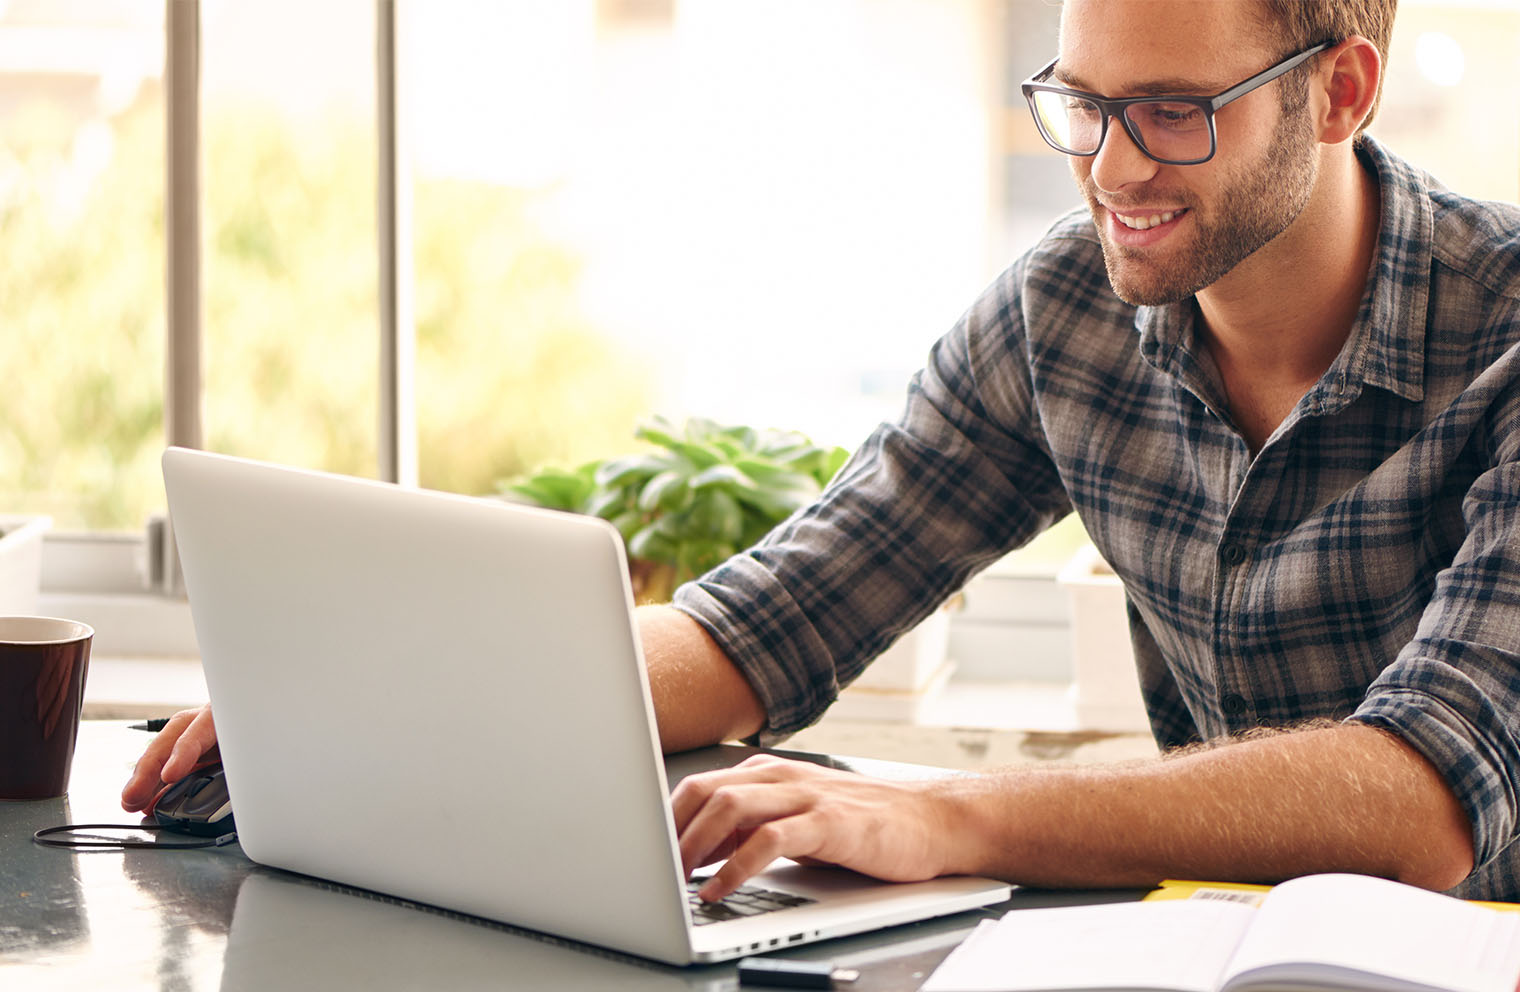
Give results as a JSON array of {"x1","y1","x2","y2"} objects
[
  {"x1": 682, "y1": 416, "x2": 725, "y2": 442},
  {"x1": 758, "y1": 429, "x2": 812, "y2": 455},
  {"x1": 817, "y1": 446, "x2": 850, "y2": 484},
  {"x1": 667, "y1": 439, "x2": 722, "y2": 469},
  {"x1": 634, "y1": 421, "x2": 683, "y2": 451},
  {"x1": 638, "y1": 469, "x2": 692, "y2": 513},
  {"x1": 711, "y1": 438, "x2": 745, "y2": 460},
  {"x1": 689, "y1": 464, "x2": 758, "y2": 492},
  {"x1": 730, "y1": 457, "x2": 791, "y2": 480},
  {"x1": 747, "y1": 468, "x2": 819, "y2": 496},
  {"x1": 584, "y1": 488, "x2": 632, "y2": 520},
  {"x1": 765, "y1": 441, "x2": 823, "y2": 466},
  {"x1": 699, "y1": 489, "x2": 744, "y2": 545},
  {"x1": 741, "y1": 518, "x2": 775, "y2": 547},
  {"x1": 649, "y1": 513, "x2": 690, "y2": 539},
  {"x1": 500, "y1": 482, "x2": 555, "y2": 508},
  {"x1": 501, "y1": 464, "x2": 597, "y2": 512},
  {"x1": 607, "y1": 510, "x2": 645, "y2": 544},
  {"x1": 731, "y1": 486, "x2": 802, "y2": 522},
  {"x1": 719, "y1": 424, "x2": 759, "y2": 450},
  {"x1": 627, "y1": 525, "x2": 677, "y2": 564},
  {"x1": 596, "y1": 452, "x2": 668, "y2": 491}
]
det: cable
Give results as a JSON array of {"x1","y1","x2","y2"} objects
[{"x1": 32, "y1": 823, "x2": 238, "y2": 851}]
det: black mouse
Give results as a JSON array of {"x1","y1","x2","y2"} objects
[{"x1": 152, "y1": 763, "x2": 237, "y2": 838}]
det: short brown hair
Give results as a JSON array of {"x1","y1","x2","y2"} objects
[{"x1": 1256, "y1": 0, "x2": 1397, "y2": 134}]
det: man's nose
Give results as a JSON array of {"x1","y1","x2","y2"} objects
[{"x1": 1088, "y1": 117, "x2": 1160, "y2": 192}]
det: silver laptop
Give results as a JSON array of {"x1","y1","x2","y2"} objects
[{"x1": 162, "y1": 447, "x2": 1011, "y2": 966}]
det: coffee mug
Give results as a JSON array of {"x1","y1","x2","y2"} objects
[{"x1": 0, "y1": 616, "x2": 92, "y2": 801}]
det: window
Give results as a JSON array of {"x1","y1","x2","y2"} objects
[
  {"x1": 403, "y1": 0, "x2": 1075, "y2": 493},
  {"x1": 200, "y1": 0, "x2": 382, "y2": 480},
  {"x1": 1372, "y1": 2, "x2": 1520, "y2": 203},
  {"x1": 0, "y1": 1, "x2": 165, "y2": 533},
  {"x1": 2, "y1": 0, "x2": 1517, "y2": 667}
]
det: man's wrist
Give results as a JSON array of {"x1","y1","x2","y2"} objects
[{"x1": 923, "y1": 774, "x2": 1010, "y2": 880}]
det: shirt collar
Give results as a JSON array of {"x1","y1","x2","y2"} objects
[{"x1": 1135, "y1": 134, "x2": 1434, "y2": 410}]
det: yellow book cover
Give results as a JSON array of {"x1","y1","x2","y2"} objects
[{"x1": 1149, "y1": 877, "x2": 1520, "y2": 912}]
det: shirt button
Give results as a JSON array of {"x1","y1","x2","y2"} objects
[
  {"x1": 1219, "y1": 542, "x2": 1248, "y2": 566},
  {"x1": 1221, "y1": 693, "x2": 1248, "y2": 715}
]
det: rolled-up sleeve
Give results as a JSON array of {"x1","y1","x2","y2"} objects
[
  {"x1": 1352, "y1": 404, "x2": 1520, "y2": 889},
  {"x1": 673, "y1": 260, "x2": 1074, "y2": 741}
]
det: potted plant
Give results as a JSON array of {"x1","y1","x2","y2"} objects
[{"x1": 503, "y1": 416, "x2": 849, "y2": 604}]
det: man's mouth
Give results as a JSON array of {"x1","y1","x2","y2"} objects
[{"x1": 1112, "y1": 208, "x2": 1188, "y2": 231}]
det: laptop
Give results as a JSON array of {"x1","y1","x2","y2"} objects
[{"x1": 161, "y1": 447, "x2": 1012, "y2": 966}]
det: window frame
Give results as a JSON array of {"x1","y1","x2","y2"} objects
[{"x1": 37, "y1": 0, "x2": 416, "y2": 656}]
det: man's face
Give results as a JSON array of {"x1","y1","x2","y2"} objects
[{"x1": 1057, "y1": 0, "x2": 1319, "y2": 306}]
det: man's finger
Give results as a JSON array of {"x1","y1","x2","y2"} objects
[
  {"x1": 678, "y1": 782, "x2": 811, "y2": 878},
  {"x1": 671, "y1": 764, "x2": 791, "y2": 830},
  {"x1": 697, "y1": 814, "x2": 824, "y2": 901},
  {"x1": 160, "y1": 708, "x2": 217, "y2": 782},
  {"x1": 670, "y1": 757, "x2": 830, "y2": 830},
  {"x1": 120, "y1": 707, "x2": 212, "y2": 811}
]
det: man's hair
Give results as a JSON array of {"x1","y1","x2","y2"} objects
[{"x1": 1256, "y1": 0, "x2": 1397, "y2": 134}]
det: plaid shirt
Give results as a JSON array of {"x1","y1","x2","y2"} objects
[{"x1": 672, "y1": 137, "x2": 1520, "y2": 900}]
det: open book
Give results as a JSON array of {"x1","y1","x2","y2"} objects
[{"x1": 923, "y1": 873, "x2": 1520, "y2": 992}]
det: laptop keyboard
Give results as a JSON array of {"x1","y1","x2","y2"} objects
[{"x1": 686, "y1": 879, "x2": 816, "y2": 926}]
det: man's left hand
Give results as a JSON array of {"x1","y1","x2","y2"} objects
[{"x1": 670, "y1": 753, "x2": 956, "y2": 901}]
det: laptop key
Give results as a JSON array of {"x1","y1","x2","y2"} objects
[
  {"x1": 686, "y1": 879, "x2": 816, "y2": 926},
  {"x1": 690, "y1": 902, "x2": 744, "y2": 924}
]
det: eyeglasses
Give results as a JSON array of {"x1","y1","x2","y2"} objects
[{"x1": 1021, "y1": 41, "x2": 1333, "y2": 166}]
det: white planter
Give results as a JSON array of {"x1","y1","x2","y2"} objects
[
  {"x1": 828, "y1": 607, "x2": 955, "y2": 723},
  {"x1": 0, "y1": 515, "x2": 51, "y2": 616},
  {"x1": 1057, "y1": 543, "x2": 1149, "y2": 732},
  {"x1": 853, "y1": 606, "x2": 952, "y2": 693}
]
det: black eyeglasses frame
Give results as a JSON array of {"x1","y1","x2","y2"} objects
[{"x1": 1020, "y1": 41, "x2": 1335, "y2": 166}]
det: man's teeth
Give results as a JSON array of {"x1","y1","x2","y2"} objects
[{"x1": 1115, "y1": 209, "x2": 1183, "y2": 231}]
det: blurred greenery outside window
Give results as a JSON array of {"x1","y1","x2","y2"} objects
[{"x1": 2, "y1": 0, "x2": 1517, "y2": 582}]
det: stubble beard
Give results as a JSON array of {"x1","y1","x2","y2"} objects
[{"x1": 1083, "y1": 106, "x2": 1319, "y2": 307}]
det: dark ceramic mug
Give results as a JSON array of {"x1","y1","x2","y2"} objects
[{"x1": 0, "y1": 616, "x2": 92, "y2": 801}]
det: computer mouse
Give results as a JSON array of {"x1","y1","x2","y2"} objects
[{"x1": 151, "y1": 763, "x2": 237, "y2": 838}]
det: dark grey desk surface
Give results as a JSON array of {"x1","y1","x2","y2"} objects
[{"x1": 1, "y1": 722, "x2": 1144, "y2": 990}]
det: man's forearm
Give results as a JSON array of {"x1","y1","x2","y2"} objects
[
  {"x1": 936, "y1": 722, "x2": 1475, "y2": 891},
  {"x1": 638, "y1": 605, "x2": 767, "y2": 753}
]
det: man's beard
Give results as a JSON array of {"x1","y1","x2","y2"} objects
[{"x1": 1081, "y1": 106, "x2": 1319, "y2": 306}]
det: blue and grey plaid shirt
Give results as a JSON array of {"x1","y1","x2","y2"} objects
[{"x1": 673, "y1": 137, "x2": 1520, "y2": 900}]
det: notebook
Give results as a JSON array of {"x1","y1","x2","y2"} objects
[{"x1": 161, "y1": 447, "x2": 1011, "y2": 966}]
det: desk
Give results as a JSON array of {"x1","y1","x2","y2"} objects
[{"x1": 2, "y1": 722, "x2": 1142, "y2": 990}]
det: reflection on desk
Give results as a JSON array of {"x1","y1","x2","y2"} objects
[{"x1": 1, "y1": 722, "x2": 1143, "y2": 990}]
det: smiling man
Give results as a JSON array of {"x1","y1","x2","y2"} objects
[{"x1": 127, "y1": 0, "x2": 1520, "y2": 904}]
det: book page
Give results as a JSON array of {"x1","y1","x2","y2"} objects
[
  {"x1": 922, "y1": 899, "x2": 1257, "y2": 992},
  {"x1": 1222, "y1": 874, "x2": 1520, "y2": 992}
]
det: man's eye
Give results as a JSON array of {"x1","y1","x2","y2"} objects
[
  {"x1": 1063, "y1": 98, "x2": 1101, "y2": 120},
  {"x1": 1144, "y1": 103, "x2": 1205, "y2": 129}
]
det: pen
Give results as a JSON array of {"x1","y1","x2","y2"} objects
[
  {"x1": 129, "y1": 718, "x2": 173, "y2": 733},
  {"x1": 736, "y1": 957, "x2": 859, "y2": 989}
]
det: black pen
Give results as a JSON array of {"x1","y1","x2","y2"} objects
[{"x1": 128, "y1": 717, "x2": 173, "y2": 733}]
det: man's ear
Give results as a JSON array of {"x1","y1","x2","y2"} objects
[{"x1": 1314, "y1": 36, "x2": 1382, "y2": 144}]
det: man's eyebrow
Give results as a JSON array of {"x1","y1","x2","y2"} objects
[{"x1": 1053, "y1": 67, "x2": 1223, "y2": 98}]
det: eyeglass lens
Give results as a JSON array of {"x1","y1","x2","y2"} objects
[{"x1": 1030, "y1": 91, "x2": 1212, "y2": 163}]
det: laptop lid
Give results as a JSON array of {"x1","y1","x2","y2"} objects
[
  {"x1": 164, "y1": 446, "x2": 694, "y2": 963},
  {"x1": 163, "y1": 447, "x2": 1011, "y2": 966}
]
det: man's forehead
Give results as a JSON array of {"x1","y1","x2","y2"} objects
[{"x1": 1057, "y1": 0, "x2": 1272, "y2": 95}]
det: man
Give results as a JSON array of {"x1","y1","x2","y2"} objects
[{"x1": 126, "y1": 0, "x2": 1520, "y2": 902}]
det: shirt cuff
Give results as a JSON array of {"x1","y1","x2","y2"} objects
[
  {"x1": 1351, "y1": 659, "x2": 1520, "y2": 876},
  {"x1": 671, "y1": 555, "x2": 841, "y2": 745}
]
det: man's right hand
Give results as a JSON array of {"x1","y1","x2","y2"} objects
[{"x1": 121, "y1": 704, "x2": 219, "y2": 812}]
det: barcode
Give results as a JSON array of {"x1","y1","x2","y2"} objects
[{"x1": 1187, "y1": 888, "x2": 1264, "y2": 906}]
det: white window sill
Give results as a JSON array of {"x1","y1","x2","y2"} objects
[{"x1": 83, "y1": 654, "x2": 207, "y2": 720}]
